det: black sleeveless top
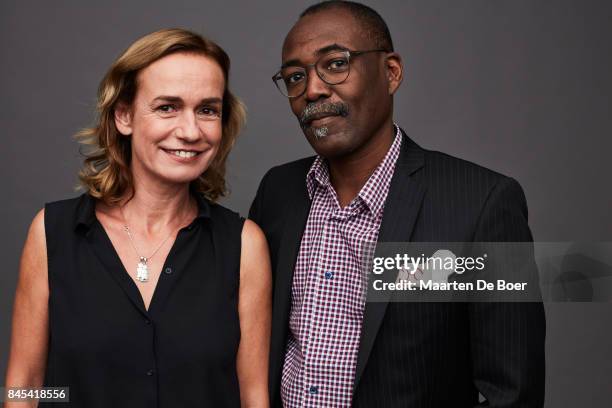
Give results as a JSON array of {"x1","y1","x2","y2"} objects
[{"x1": 42, "y1": 193, "x2": 244, "y2": 407}]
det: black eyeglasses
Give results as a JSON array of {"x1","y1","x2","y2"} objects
[{"x1": 272, "y1": 49, "x2": 388, "y2": 98}]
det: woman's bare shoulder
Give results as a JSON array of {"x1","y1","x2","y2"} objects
[{"x1": 20, "y1": 208, "x2": 48, "y2": 280}]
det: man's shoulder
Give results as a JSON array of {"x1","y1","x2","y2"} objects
[
  {"x1": 421, "y1": 147, "x2": 512, "y2": 189},
  {"x1": 415, "y1": 147, "x2": 529, "y2": 220},
  {"x1": 259, "y1": 156, "x2": 316, "y2": 186},
  {"x1": 400, "y1": 132, "x2": 511, "y2": 188},
  {"x1": 249, "y1": 156, "x2": 316, "y2": 230}
]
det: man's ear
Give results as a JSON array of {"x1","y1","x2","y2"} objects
[
  {"x1": 114, "y1": 102, "x2": 133, "y2": 136},
  {"x1": 385, "y1": 52, "x2": 403, "y2": 95}
]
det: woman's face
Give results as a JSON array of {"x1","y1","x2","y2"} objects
[{"x1": 115, "y1": 52, "x2": 225, "y2": 188}]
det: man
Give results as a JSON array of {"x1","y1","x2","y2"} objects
[{"x1": 249, "y1": 1, "x2": 545, "y2": 407}]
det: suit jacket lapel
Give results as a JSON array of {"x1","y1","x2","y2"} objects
[
  {"x1": 274, "y1": 189, "x2": 311, "y2": 325},
  {"x1": 354, "y1": 132, "x2": 427, "y2": 390}
]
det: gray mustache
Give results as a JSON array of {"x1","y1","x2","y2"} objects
[{"x1": 300, "y1": 102, "x2": 349, "y2": 127}]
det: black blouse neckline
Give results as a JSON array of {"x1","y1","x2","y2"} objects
[{"x1": 73, "y1": 192, "x2": 212, "y2": 233}]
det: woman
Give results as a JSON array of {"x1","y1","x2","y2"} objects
[{"x1": 5, "y1": 28, "x2": 271, "y2": 407}]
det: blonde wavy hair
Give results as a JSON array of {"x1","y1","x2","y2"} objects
[{"x1": 77, "y1": 28, "x2": 246, "y2": 204}]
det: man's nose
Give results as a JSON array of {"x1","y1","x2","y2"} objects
[{"x1": 304, "y1": 66, "x2": 332, "y2": 102}]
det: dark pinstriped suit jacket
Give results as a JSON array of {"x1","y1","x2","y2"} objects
[{"x1": 249, "y1": 130, "x2": 545, "y2": 407}]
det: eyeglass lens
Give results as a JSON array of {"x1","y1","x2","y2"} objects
[{"x1": 275, "y1": 51, "x2": 350, "y2": 97}]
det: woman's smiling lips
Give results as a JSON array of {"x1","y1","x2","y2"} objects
[{"x1": 161, "y1": 148, "x2": 203, "y2": 162}]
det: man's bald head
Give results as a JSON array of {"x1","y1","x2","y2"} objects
[{"x1": 298, "y1": 1, "x2": 394, "y2": 52}]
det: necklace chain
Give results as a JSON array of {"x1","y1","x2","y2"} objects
[
  {"x1": 122, "y1": 224, "x2": 173, "y2": 263},
  {"x1": 118, "y1": 203, "x2": 190, "y2": 282}
]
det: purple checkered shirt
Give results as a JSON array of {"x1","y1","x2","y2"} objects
[{"x1": 281, "y1": 126, "x2": 403, "y2": 407}]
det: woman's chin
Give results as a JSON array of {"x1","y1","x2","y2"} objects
[{"x1": 143, "y1": 169, "x2": 207, "y2": 188}]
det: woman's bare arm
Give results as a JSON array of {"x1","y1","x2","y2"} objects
[
  {"x1": 236, "y1": 219, "x2": 271, "y2": 408},
  {"x1": 5, "y1": 209, "x2": 49, "y2": 407}
]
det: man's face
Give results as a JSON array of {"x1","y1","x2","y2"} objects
[{"x1": 282, "y1": 9, "x2": 395, "y2": 159}]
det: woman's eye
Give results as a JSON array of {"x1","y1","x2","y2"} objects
[{"x1": 199, "y1": 107, "x2": 220, "y2": 117}]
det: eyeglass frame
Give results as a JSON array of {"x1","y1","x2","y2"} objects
[{"x1": 272, "y1": 48, "x2": 389, "y2": 98}]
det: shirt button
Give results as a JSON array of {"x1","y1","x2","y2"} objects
[
  {"x1": 309, "y1": 386, "x2": 318, "y2": 395},
  {"x1": 146, "y1": 369, "x2": 156, "y2": 376},
  {"x1": 324, "y1": 271, "x2": 333, "y2": 279},
  {"x1": 164, "y1": 267, "x2": 173, "y2": 275}
]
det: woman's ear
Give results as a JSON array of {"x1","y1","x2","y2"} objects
[{"x1": 114, "y1": 102, "x2": 133, "y2": 136}]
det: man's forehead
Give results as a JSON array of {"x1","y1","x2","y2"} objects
[{"x1": 282, "y1": 9, "x2": 367, "y2": 61}]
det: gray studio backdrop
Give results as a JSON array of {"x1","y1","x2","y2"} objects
[{"x1": 1, "y1": 0, "x2": 611, "y2": 406}]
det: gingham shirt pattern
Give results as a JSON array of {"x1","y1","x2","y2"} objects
[{"x1": 281, "y1": 126, "x2": 402, "y2": 407}]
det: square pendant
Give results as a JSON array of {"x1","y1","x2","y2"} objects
[{"x1": 136, "y1": 258, "x2": 149, "y2": 282}]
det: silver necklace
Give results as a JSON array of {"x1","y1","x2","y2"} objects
[{"x1": 120, "y1": 207, "x2": 175, "y2": 283}]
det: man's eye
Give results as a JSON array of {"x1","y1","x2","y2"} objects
[
  {"x1": 285, "y1": 72, "x2": 305, "y2": 85},
  {"x1": 327, "y1": 59, "x2": 348, "y2": 71},
  {"x1": 156, "y1": 104, "x2": 177, "y2": 113}
]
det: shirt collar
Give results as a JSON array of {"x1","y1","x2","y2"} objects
[
  {"x1": 191, "y1": 191, "x2": 212, "y2": 221},
  {"x1": 74, "y1": 191, "x2": 211, "y2": 232},
  {"x1": 305, "y1": 124, "x2": 403, "y2": 216},
  {"x1": 74, "y1": 193, "x2": 96, "y2": 231}
]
